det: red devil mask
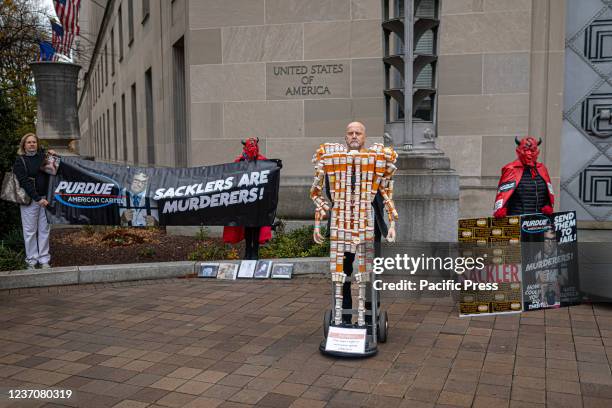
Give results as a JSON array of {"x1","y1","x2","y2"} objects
[
  {"x1": 242, "y1": 137, "x2": 260, "y2": 161},
  {"x1": 515, "y1": 136, "x2": 541, "y2": 167}
]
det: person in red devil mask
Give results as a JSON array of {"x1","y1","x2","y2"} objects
[
  {"x1": 222, "y1": 138, "x2": 272, "y2": 259},
  {"x1": 493, "y1": 136, "x2": 554, "y2": 218}
]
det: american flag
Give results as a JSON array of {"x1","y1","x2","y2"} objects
[
  {"x1": 50, "y1": 21, "x2": 63, "y2": 59},
  {"x1": 61, "y1": 31, "x2": 75, "y2": 57},
  {"x1": 50, "y1": 21, "x2": 74, "y2": 58},
  {"x1": 53, "y1": 0, "x2": 81, "y2": 36}
]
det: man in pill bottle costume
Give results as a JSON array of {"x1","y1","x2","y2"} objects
[
  {"x1": 310, "y1": 121, "x2": 398, "y2": 327},
  {"x1": 493, "y1": 136, "x2": 554, "y2": 218}
]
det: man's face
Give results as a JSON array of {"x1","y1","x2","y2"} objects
[
  {"x1": 543, "y1": 230, "x2": 556, "y2": 255},
  {"x1": 345, "y1": 123, "x2": 366, "y2": 150},
  {"x1": 516, "y1": 137, "x2": 540, "y2": 167},
  {"x1": 131, "y1": 174, "x2": 148, "y2": 194}
]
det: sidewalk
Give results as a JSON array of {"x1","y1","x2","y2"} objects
[{"x1": 1, "y1": 276, "x2": 611, "y2": 407}]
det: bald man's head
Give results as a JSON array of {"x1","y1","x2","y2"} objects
[{"x1": 345, "y1": 122, "x2": 366, "y2": 150}]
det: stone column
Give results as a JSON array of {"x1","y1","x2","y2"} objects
[
  {"x1": 30, "y1": 62, "x2": 81, "y2": 155},
  {"x1": 381, "y1": 0, "x2": 459, "y2": 243},
  {"x1": 393, "y1": 149, "x2": 459, "y2": 242}
]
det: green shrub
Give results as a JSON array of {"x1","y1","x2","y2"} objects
[
  {"x1": 301, "y1": 240, "x2": 330, "y2": 257},
  {"x1": 0, "y1": 227, "x2": 24, "y2": 252},
  {"x1": 187, "y1": 242, "x2": 238, "y2": 261},
  {"x1": 260, "y1": 225, "x2": 329, "y2": 259},
  {"x1": 259, "y1": 234, "x2": 302, "y2": 259},
  {"x1": 0, "y1": 243, "x2": 26, "y2": 271},
  {"x1": 101, "y1": 229, "x2": 145, "y2": 246},
  {"x1": 137, "y1": 247, "x2": 156, "y2": 258},
  {"x1": 82, "y1": 225, "x2": 96, "y2": 236},
  {"x1": 186, "y1": 225, "x2": 329, "y2": 261}
]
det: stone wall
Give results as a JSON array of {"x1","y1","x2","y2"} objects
[
  {"x1": 436, "y1": 0, "x2": 565, "y2": 218},
  {"x1": 187, "y1": 0, "x2": 384, "y2": 178},
  {"x1": 79, "y1": 0, "x2": 568, "y2": 222},
  {"x1": 437, "y1": 0, "x2": 534, "y2": 218},
  {"x1": 79, "y1": 0, "x2": 187, "y2": 167}
]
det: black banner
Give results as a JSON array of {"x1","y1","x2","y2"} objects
[
  {"x1": 46, "y1": 157, "x2": 281, "y2": 227},
  {"x1": 520, "y1": 211, "x2": 580, "y2": 310}
]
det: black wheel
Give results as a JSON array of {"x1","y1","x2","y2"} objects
[
  {"x1": 323, "y1": 310, "x2": 332, "y2": 338},
  {"x1": 378, "y1": 311, "x2": 388, "y2": 343}
]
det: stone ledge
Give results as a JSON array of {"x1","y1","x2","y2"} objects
[
  {"x1": 0, "y1": 267, "x2": 79, "y2": 290},
  {"x1": 78, "y1": 261, "x2": 196, "y2": 284},
  {"x1": 0, "y1": 258, "x2": 329, "y2": 290}
]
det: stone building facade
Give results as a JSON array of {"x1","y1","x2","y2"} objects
[{"x1": 77, "y1": 0, "x2": 610, "y2": 226}]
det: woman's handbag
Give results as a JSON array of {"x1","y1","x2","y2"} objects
[
  {"x1": 0, "y1": 156, "x2": 32, "y2": 205},
  {"x1": 40, "y1": 152, "x2": 60, "y2": 175}
]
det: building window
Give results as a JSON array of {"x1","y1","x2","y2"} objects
[
  {"x1": 97, "y1": 63, "x2": 101, "y2": 98},
  {"x1": 104, "y1": 44, "x2": 108, "y2": 86},
  {"x1": 95, "y1": 119, "x2": 98, "y2": 157},
  {"x1": 142, "y1": 0, "x2": 150, "y2": 23},
  {"x1": 173, "y1": 37, "x2": 187, "y2": 167},
  {"x1": 413, "y1": 0, "x2": 438, "y2": 122},
  {"x1": 92, "y1": 119, "x2": 95, "y2": 157},
  {"x1": 101, "y1": 113, "x2": 105, "y2": 158},
  {"x1": 128, "y1": 0, "x2": 134, "y2": 46},
  {"x1": 103, "y1": 114, "x2": 106, "y2": 158},
  {"x1": 110, "y1": 28, "x2": 115, "y2": 75},
  {"x1": 382, "y1": 0, "x2": 439, "y2": 124},
  {"x1": 98, "y1": 119, "x2": 101, "y2": 157},
  {"x1": 93, "y1": 119, "x2": 97, "y2": 157},
  {"x1": 101, "y1": 112, "x2": 106, "y2": 159},
  {"x1": 113, "y1": 103, "x2": 118, "y2": 159},
  {"x1": 131, "y1": 83, "x2": 138, "y2": 164},
  {"x1": 118, "y1": 5, "x2": 124, "y2": 61},
  {"x1": 106, "y1": 108, "x2": 111, "y2": 159},
  {"x1": 98, "y1": 115, "x2": 102, "y2": 158},
  {"x1": 145, "y1": 68, "x2": 155, "y2": 165},
  {"x1": 121, "y1": 93, "x2": 127, "y2": 162}
]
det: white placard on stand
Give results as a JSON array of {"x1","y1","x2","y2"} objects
[{"x1": 325, "y1": 327, "x2": 367, "y2": 354}]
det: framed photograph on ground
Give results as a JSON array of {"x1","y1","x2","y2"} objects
[
  {"x1": 271, "y1": 263, "x2": 293, "y2": 279},
  {"x1": 238, "y1": 260, "x2": 257, "y2": 278},
  {"x1": 198, "y1": 263, "x2": 219, "y2": 278},
  {"x1": 217, "y1": 263, "x2": 238, "y2": 280},
  {"x1": 254, "y1": 260, "x2": 272, "y2": 278}
]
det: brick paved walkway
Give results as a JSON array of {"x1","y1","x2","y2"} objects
[{"x1": 0, "y1": 277, "x2": 611, "y2": 408}]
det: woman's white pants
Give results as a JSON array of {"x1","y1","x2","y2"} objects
[{"x1": 20, "y1": 201, "x2": 50, "y2": 266}]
